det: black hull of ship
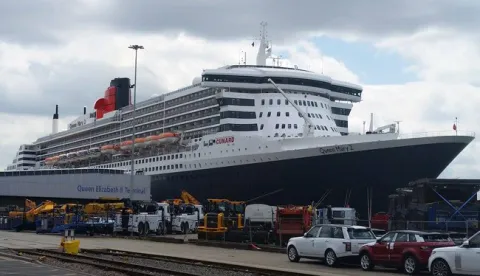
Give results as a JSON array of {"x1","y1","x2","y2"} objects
[{"x1": 150, "y1": 141, "x2": 470, "y2": 218}]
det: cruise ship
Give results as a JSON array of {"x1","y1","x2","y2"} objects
[{"x1": 6, "y1": 24, "x2": 474, "y2": 215}]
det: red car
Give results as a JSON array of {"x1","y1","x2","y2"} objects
[{"x1": 358, "y1": 230, "x2": 455, "y2": 274}]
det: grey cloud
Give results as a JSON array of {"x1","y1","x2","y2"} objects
[
  {"x1": 1, "y1": 61, "x2": 165, "y2": 117},
  {"x1": 0, "y1": 0, "x2": 103, "y2": 45},
  {"x1": 2, "y1": 1, "x2": 480, "y2": 45}
]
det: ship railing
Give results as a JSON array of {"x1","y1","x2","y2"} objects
[{"x1": 397, "y1": 130, "x2": 475, "y2": 139}]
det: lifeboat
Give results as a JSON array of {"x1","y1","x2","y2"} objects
[
  {"x1": 134, "y1": 137, "x2": 147, "y2": 149},
  {"x1": 57, "y1": 154, "x2": 68, "y2": 164},
  {"x1": 158, "y1": 132, "x2": 181, "y2": 145},
  {"x1": 44, "y1": 157, "x2": 54, "y2": 165},
  {"x1": 67, "y1": 152, "x2": 79, "y2": 162},
  {"x1": 101, "y1": 144, "x2": 118, "y2": 155},
  {"x1": 145, "y1": 135, "x2": 161, "y2": 147},
  {"x1": 51, "y1": 156, "x2": 59, "y2": 164},
  {"x1": 120, "y1": 140, "x2": 133, "y2": 151},
  {"x1": 88, "y1": 147, "x2": 101, "y2": 158},
  {"x1": 77, "y1": 150, "x2": 89, "y2": 161}
]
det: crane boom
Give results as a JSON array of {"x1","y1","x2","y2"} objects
[{"x1": 267, "y1": 78, "x2": 315, "y2": 137}]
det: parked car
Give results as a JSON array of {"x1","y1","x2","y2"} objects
[
  {"x1": 358, "y1": 230, "x2": 455, "y2": 274},
  {"x1": 371, "y1": 228, "x2": 387, "y2": 238},
  {"x1": 287, "y1": 224, "x2": 377, "y2": 266},
  {"x1": 446, "y1": 232, "x2": 467, "y2": 246},
  {"x1": 428, "y1": 230, "x2": 480, "y2": 276}
]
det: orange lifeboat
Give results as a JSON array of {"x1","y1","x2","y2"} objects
[
  {"x1": 101, "y1": 144, "x2": 118, "y2": 155},
  {"x1": 158, "y1": 132, "x2": 181, "y2": 145},
  {"x1": 44, "y1": 157, "x2": 53, "y2": 165},
  {"x1": 134, "y1": 137, "x2": 146, "y2": 149},
  {"x1": 51, "y1": 156, "x2": 59, "y2": 164},
  {"x1": 119, "y1": 140, "x2": 133, "y2": 151},
  {"x1": 145, "y1": 135, "x2": 161, "y2": 146}
]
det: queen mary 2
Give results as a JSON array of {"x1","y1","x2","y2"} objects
[{"x1": 6, "y1": 23, "x2": 474, "y2": 215}]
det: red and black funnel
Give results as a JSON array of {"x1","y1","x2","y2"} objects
[{"x1": 94, "y1": 78, "x2": 131, "y2": 119}]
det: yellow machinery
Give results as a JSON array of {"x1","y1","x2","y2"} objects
[
  {"x1": 197, "y1": 199, "x2": 245, "y2": 240},
  {"x1": 83, "y1": 202, "x2": 130, "y2": 215},
  {"x1": 181, "y1": 190, "x2": 201, "y2": 205},
  {"x1": 9, "y1": 200, "x2": 55, "y2": 222},
  {"x1": 7, "y1": 199, "x2": 37, "y2": 218},
  {"x1": 54, "y1": 203, "x2": 84, "y2": 224}
]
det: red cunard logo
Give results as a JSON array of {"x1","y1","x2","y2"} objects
[{"x1": 216, "y1": 136, "x2": 235, "y2": 144}]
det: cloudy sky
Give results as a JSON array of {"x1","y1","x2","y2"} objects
[{"x1": 1, "y1": 0, "x2": 479, "y2": 178}]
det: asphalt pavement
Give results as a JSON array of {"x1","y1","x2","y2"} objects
[{"x1": 0, "y1": 255, "x2": 80, "y2": 276}]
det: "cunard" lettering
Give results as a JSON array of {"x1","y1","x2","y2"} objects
[{"x1": 216, "y1": 136, "x2": 235, "y2": 144}]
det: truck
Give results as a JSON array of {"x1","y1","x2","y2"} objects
[{"x1": 113, "y1": 201, "x2": 165, "y2": 236}]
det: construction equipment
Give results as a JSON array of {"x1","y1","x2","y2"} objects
[
  {"x1": 9, "y1": 200, "x2": 55, "y2": 231},
  {"x1": 197, "y1": 199, "x2": 245, "y2": 240},
  {"x1": 181, "y1": 190, "x2": 201, "y2": 205},
  {"x1": 275, "y1": 205, "x2": 313, "y2": 246}
]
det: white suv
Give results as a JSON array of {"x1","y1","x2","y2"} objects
[
  {"x1": 428, "y1": 230, "x2": 480, "y2": 276},
  {"x1": 287, "y1": 224, "x2": 377, "y2": 267}
]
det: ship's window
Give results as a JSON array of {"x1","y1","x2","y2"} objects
[
  {"x1": 321, "y1": 103, "x2": 324, "y2": 108},
  {"x1": 294, "y1": 124, "x2": 298, "y2": 129},
  {"x1": 163, "y1": 165, "x2": 166, "y2": 170},
  {"x1": 288, "y1": 124, "x2": 291, "y2": 129},
  {"x1": 259, "y1": 112, "x2": 263, "y2": 118},
  {"x1": 269, "y1": 99, "x2": 273, "y2": 105},
  {"x1": 298, "y1": 101, "x2": 303, "y2": 106},
  {"x1": 260, "y1": 124, "x2": 264, "y2": 130},
  {"x1": 277, "y1": 99, "x2": 281, "y2": 105},
  {"x1": 307, "y1": 101, "x2": 311, "y2": 107},
  {"x1": 175, "y1": 164, "x2": 179, "y2": 169},
  {"x1": 275, "y1": 124, "x2": 279, "y2": 129},
  {"x1": 286, "y1": 112, "x2": 290, "y2": 117},
  {"x1": 180, "y1": 154, "x2": 183, "y2": 158},
  {"x1": 281, "y1": 124, "x2": 285, "y2": 129},
  {"x1": 294, "y1": 100, "x2": 298, "y2": 105},
  {"x1": 175, "y1": 154, "x2": 178, "y2": 159},
  {"x1": 267, "y1": 112, "x2": 271, "y2": 117},
  {"x1": 168, "y1": 156, "x2": 171, "y2": 160},
  {"x1": 308, "y1": 114, "x2": 311, "y2": 118},
  {"x1": 276, "y1": 111, "x2": 281, "y2": 117},
  {"x1": 314, "y1": 102, "x2": 318, "y2": 107},
  {"x1": 285, "y1": 99, "x2": 289, "y2": 105},
  {"x1": 180, "y1": 164, "x2": 183, "y2": 168},
  {"x1": 156, "y1": 166, "x2": 159, "y2": 171},
  {"x1": 261, "y1": 99, "x2": 265, "y2": 105},
  {"x1": 274, "y1": 133, "x2": 279, "y2": 137},
  {"x1": 319, "y1": 114, "x2": 323, "y2": 119},
  {"x1": 302, "y1": 100, "x2": 306, "y2": 105}
]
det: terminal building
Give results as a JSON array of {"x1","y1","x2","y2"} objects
[{"x1": 0, "y1": 168, "x2": 151, "y2": 206}]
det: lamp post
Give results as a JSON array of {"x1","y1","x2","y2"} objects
[{"x1": 128, "y1": 44, "x2": 144, "y2": 201}]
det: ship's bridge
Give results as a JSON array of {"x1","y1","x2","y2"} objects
[
  {"x1": 201, "y1": 64, "x2": 358, "y2": 136},
  {"x1": 201, "y1": 64, "x2": 362, "y2": 103}
]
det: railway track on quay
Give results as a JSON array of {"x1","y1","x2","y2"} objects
[{"x1": 16, "y1": 248, "x2": 317, "y2": 276}]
